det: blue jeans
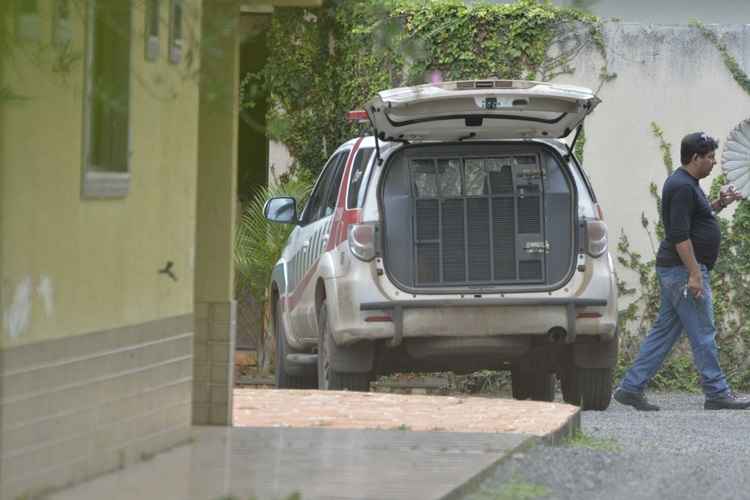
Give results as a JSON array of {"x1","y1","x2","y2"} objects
[{"x1": 619, "y1": 264, "x2": 730, "y2": 400}]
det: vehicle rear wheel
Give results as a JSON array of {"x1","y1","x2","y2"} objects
[
  {"x1": 577, "y1": 367, "x2": 613, "y2": 411},
  {"x1": 274, "y1": 298, "x2": 316, "y2": 389},
  {"x1": 511, "y1": 366, "x2": 555, "y2": 402},
  {"x1": 559, "y1": 365, "x2": 581, "y2": 405},
  {"x1": 510, "y1": 365, "x2": 528, "y2": 399},
  {"x1": 317, "y1": 302, "x2": 372, "y2": 391}
]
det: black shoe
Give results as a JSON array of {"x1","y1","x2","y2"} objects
[
  {"x1": 704, "y1": 392, "x2": 750, "y2": 410},
  {"x1": 613, "y1": 387, "x2": 660, "y2": 411}
]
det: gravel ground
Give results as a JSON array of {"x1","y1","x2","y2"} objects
[{"x1": 465, "y1": 392, "x2": 750, "y2": 500}]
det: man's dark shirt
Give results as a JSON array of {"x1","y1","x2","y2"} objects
[{"x1": 656, "y1": 168, "x2": 721, "y2": 270}]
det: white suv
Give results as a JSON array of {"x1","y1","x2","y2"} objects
[{"x1": 264, "y1": 79, "x2": 618, "y2": 410}]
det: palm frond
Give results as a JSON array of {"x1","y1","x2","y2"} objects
[{"x1": 234, "y1": 170, "x2": 314, "y2": 305}]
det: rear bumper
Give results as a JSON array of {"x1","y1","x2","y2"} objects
[
  {"x1": 323, "y1": 248, "x2": 618, "y2": 347},
  {"x1": 360, "y1": 297, "x2": 609, "y2": 347}
]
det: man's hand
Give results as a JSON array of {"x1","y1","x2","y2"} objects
[
  {"x1": 687, "y1": 271, "x2": 704, "y2": 299},
  {"x1": 717, "y1": 184, "x2": 744, "y2": 210}
]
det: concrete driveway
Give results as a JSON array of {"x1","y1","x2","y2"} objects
[{"x1": 50, "y1": 389, "x2": 579, "y2": 500}]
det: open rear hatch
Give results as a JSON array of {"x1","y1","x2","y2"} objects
[{"x1": 367, "y1": 79, "x2": 600, "y2": 142}]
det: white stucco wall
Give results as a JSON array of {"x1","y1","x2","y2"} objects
[
  {"x1": 554, "y1": 23, "x2": 750, "y2": 287},
  {"x1": 268, "y1": 140, "x2": 295, "y2": 182},
  {"x1": 484, "y1": 0, "x2": 750, "y2": 25}
]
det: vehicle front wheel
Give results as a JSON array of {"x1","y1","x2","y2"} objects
[{"x1": 317, "y1": 302, "x2": 372, "y2": 391}]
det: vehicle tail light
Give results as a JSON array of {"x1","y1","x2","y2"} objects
[
  {"x1": 576, "y1": 312, "x2": 602, "y2": 319},
  {"x1": 346, "y1": 110, "x2": 369, "y2": 123},
  {"x1": 586, "y1": 219, "x2": 608, "y2": 257},
  {"x1": 348, "y1": 223, "x2": 379, "y2": 261},
  {"x1": 364, "y1": 315, "x2": 392, "y2": 322}
]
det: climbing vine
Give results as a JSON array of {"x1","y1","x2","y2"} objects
[
  {"x1": 256, "y1": 0, "x2": 612, "y2": 175},
  {"x1": 691, "y1": 19, "x2": 750, "y2": 96}
]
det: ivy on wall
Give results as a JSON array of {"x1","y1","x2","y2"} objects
[
  {"x1": 258, "y1": 0, "x2": 611, "y2": 175},
  {"x1": 691, "y1": 20, "x2": 750, "y2": 96}
]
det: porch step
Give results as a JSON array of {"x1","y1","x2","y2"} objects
[{"x1": 286, "y1": 353, "x2": 318, "y2": 366}]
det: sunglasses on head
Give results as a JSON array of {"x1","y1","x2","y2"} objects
[{"x1": 698, "y1": 132, "x2": 712, "y2": 145}]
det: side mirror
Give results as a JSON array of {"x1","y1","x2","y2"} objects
[{"x1": 263, "y1": 197, "x2": 297, "y2": 224}]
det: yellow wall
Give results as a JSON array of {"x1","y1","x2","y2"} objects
[
  {"x1": 0, "y1": 1, "x2": 201, "y2": 349},
  {"x1": 195, "y1": 0, "x2": 240, "y2": 305}
]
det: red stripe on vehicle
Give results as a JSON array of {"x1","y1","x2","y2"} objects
[
  {"x1": 327, "y1": 137, "x2": 364, "y2": 252},
  {"x1": 284, "y1": 258, "x2": 320, "y2": 312},
  {"x1": 285, "y1": 138, "x2": 365, "y2": 313}
]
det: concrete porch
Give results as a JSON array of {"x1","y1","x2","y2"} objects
[{"x1": 48, "y1": 390, "x2": 579, "y2": 500}]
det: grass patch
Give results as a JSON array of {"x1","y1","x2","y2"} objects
[
  {"x1": 563, "y1": 430, "x2": 621, "y2": 452},
  {"x1": 474, "y1": 477, "x2": 550, "y2": 500}
]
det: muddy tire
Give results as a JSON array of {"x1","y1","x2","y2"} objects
[
  {"x1": 577, "y1": 367, "x2": 613, "y2": 411},
  {"x1": 559, "y1": 366, "x2": 581, "y2": 405},
  {"x1": 511, "y1": 366, "x2": 555, "y2": 402},
  {"x1": 317, "y1": 302, "x2": 372, "y2": 391}
]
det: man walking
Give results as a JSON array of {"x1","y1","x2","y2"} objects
[{"x1": 614, "y1": 132, "x2": 750, "y2": 411}]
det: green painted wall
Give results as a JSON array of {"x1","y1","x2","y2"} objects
[
  {"x1": 0, "y1": 1, "x2": 202, "y2": 349},
  {"x1": 195, "y1": 0, "x2": 239, "y2": 305}
]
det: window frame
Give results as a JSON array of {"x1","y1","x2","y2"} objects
[
  {"x1": 168, "y1": 0, "x2": 183, "y2": 64},
  {"x1": 345, "y1": 147, "x2": 375, "y2": 210},
  {"x1": 52, "y1": 0, "x2": 72, "y2": 47},
  {"x1": 145, "y1": 0, "x2": 160, "y2": 62},
  {"x1": 80, "y1": 0, "x2": 133, "y2": 199},
  {"x1": 319, "y1": 151, "x2": 350, "y2": 219},
  {"x1": 15, "y1": 0, "x2": 42, "y2": 42},
  {"x1": 299, "y1": 151, "x2": 347, "y2": 226}
]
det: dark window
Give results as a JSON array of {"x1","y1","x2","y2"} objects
[
  {"x1": 346, "y1": 147, "x2": 374, "y2": 208},
  {"x1": 89, "y1": 1, "x2": 130, "y2": 173},
  {"x1": 300, "y1": 152, "x2": 346, "y2": 225},
  {"x1": 411, "y1": 159, "x2": 438, "y2": 198},
  {"x1": 15, "y1": 0, "x2": 41, "y2": 42},
  {"x1": 320, "y1": 152, "x2": 349, "y2": 219},
  {"x1": 53, "y1": 0, "x2": 72, "y2": 46},
  {"x1": 145, "y1": 0, "x2": 160, "y2": 61},
  {"x1": 169, "y1": 0, "x2": 183, "y2": 64},
  {"x1": 437, "y1": 159, "x2": 461, "y2": 197},
  {"x1": 82, "y1": 0, "x2": 131, "y2": 198}
]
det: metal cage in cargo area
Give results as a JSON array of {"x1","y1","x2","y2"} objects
[{"x1": 381, "y1": 142, "x2": 577, "y2": 292}]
